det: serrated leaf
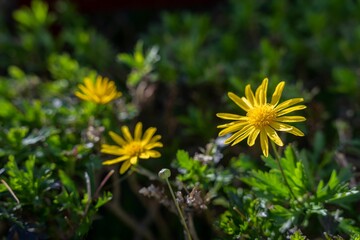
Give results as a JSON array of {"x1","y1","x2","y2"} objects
[
  {"x1": 95, "y1": 191, "x2": 112, "y2": 209},
  {"x1": 176, "y1": 150, "x2": 193, "y2": 170},
  {"x1": 327, "y1": 188, "x2": 360, "y2": 205},
  {"x1": 58, "y1": 170, "x2": 78, "y2": 198}
]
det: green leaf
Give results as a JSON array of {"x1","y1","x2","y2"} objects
[
  {"x1": 58, "y1": 170, "x2": 78, "y2": 198},
  {"x1": 176, "y1": 150, "x2": 194, "y2": 170},
  {"x1": 95, "y1": 191, "x2": 112, "y2": 209},
  {"x1": 0, "y1": 98, "x2": 18, "y2": 118}
]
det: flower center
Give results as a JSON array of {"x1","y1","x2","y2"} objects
[
  {"x1": 247, "y1": 104, "x2": 276, "y2": 129},
  {"x1": 124, "y1": 141, "x2": 143, "y2": 156}
]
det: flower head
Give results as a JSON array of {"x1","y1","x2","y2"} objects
[
  {"x1": 216, "y1": 78, "x2": 306, "y2": 157},
  {"x1": 101, "y1": 122, "x2": 163, "y2": 174},
  {"x1": 75, "y1": 76, "x2": 122, "y2": 104}
]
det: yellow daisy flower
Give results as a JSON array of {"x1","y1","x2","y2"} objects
[
  {"x1": 216, "y1": 78, "x2": 306, "y2": 157},
  {"x1": 101, "y1": 122, "x2": 163, "y2": 174},
  {"x1": 75, "y1": 76, "x2": 122, "y2": 104}
]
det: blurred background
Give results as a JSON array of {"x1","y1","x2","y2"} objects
[{"x1": 0, "y1": 0, "x2": 360, "y2": 239}]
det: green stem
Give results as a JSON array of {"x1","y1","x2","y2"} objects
[
  {"x1": 132, "y1": 165, "x2": 159, "y2": 181},
  {"x1": 165, "y1": 178, "x2": 192, "y2": 240},
  {"x1": 270, "y1": 141, "x2": 296, "y2": 199}
]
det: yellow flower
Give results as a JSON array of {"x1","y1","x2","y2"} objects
[
  {"x1": 101, "y1": 122, "x2": 163, "y2": 174},
  {"x1": 75, "y1": 76, "x2": 122, "y2": 104},
  {"x1": 216, "y1": 78, "x2": 306, "y2": 157}
]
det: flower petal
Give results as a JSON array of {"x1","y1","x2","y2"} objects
[
  {"x1": 276, "y1": 116, "x2": 306, "y2": 122},
  {"x1": 109, "y1": 131, "x2": 127, "y2": 145},
  {"x1": 130, "y1": 156, "x2": 138, "y2": 165},
  {"x1": 84, "y1": 78, "x2": 95, "y2": 91},
  {"x1": 224, "y1": 129, "x2": 246, "y2": 145},
  {"x1": 101, "y1": 144, "x2": 125, "y2": 155},
  {"x1": 149, "y1": 135, "x2": 162, "y2": 144},
  {"x1": 247, "y1": 128, "x2": 260, "y2": 146},
  {"x1": 269, "y1": 122, "x2": 293, "y2": 131},
  {"x1": 74, "y1": 92, "x2": 92, "y2": 101},
  {"x1": 255, "y1": 78, "x2": 268, "y2": 105},
  {"x1": 121, "y1": 125, "x2": 133, "y2": 142},
  {"x1": 144, "y1": 142, "x2": 163, "y2": 149},
  {"x1": 231, "y1": 126, "x2": 255, "y2": 146},
  {"x1": 219, "y1": 122, "x2": 248, "y2": 136},
  {"x1": 228, "y1": 92, "x2": 252, "y2": 111},
  {"x1": 216, "y1": 113, "x2": 246, "y2": 120},
  {"x1": 140, "y1": 150, "x2": 161, "y2": 159},
  {"x1": 265, "y1": 126, "x2": 284, "y2": 146},
  {"x1": 271, "y1": 81, "x2": 285, "y2": 106},
  {"x1": 120, "y1": 160, "x2": 132, "y2": 174},
  {"x1": 277, "y1": 105, "x2": 306, "y2": 116},
  {"x1": 134, "y1": 122, "x2": 143, "y2": 141},
  {"x1": 142, "y1": 127, "x2": 157, "y2": 144},
  {"x1": 245, "y1": 84, "x2": 255, "y2": 107},
  {"x1": 274, "y1": 98, "x2": 304, "y2": 112},
  {"x1": 287, "y1": 126, "x2": 305, "y2": 136},
  {"x1": 78, "y1": 84, "x2": 94, "y2": 97},
  {"x1": 103, "y1": 155, "x2": 129, "y2": 165},
  {"x1": 260, "y1": 130, "x2": 269, "y2": 157},
  {"x1": 96, "y1": 76, "x2": 102, "y2": 91}
]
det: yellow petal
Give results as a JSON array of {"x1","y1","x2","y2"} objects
[
  {"x1": 245, "y1": 84, "x2": 255, "y2": 106},
  {"x1": 140, "y1": 150, "x2": 161, "y2": 159},
  {"x1": 216, "y1": 113, "x2": 246, "y2": 120},
  {"x1": 78, "y1": 84, "x2": 94, "y2": 97},
  {"x1": 217, "y1": 122, "x2": 236, "y2": 129},
  {"x1": 148, "y1": 150, "x2": 161, "y2": 158},
  {"x1": 231, "y1": 126, "x2": 255, "y2": 145},
  {"x1": 142, "y1": 128, "x2": 157, "y2": 144},
  {"x1": 276, "y1": 116, "x2": 306, "y2": 122},
  {"x1": 103, "y1": 155, "x2": 129, "y2": 165},
  {"x1": 139, "y1": 152, "x2": 150, "y2": 159},
  {"x1": 224, "y1": 129, "x2": 246, "y2": 145},
  {"x1": 96, "y1": 76, "x2": 103, "y2": 93},
  {"x1": 228, "y1": 92, "x2": 251, "y2": 111},
  {"x1": 84, "y1": 78, "x2": 95, "y2": 91},
  {"x1": 255, "y1": 78, "x2": 268, "y2": 105},
  {"x1": 277, "y1": 105, "x2": 306, "y2": 116},
  {"x1": 149, "y1": 135, "x2": 161, "y2": 144},
  {"x1": 144, "y1": 142, "x2": 163, "y2": 149},
  {"x1": 134, "y1": 122, "x2": 143, "y2": 141},
  {"x1": 109, "y1": 131, "x2": 127, "y2": 145},
  {"x1": 130, "y1": 156, "x2": 138, "y2": 164},
  {"x1": 265, "y1": 126, "x2": 284, "y2": 146},
  {"x1": 121, "y1": 125, "x2": 133, "y2": 142},
  {"x1": 287, "y1": 126, "x2": 305, "y2": 136},
  {"x1": 269, "y1": 122, "x2": 293, "y2": 131},
  {"x1": 241, "y1": 97, "x2": 254, "y2": 110},
  {"x1": 260, "y1": 130, "x2": 269, "y2": 157},
  {"x1": 120, "y1": 160, "x2": 132, "y2": 174},
  {"x1": 75, "y1": 92, "x2": 92, "y2": 101},
  {"x1": 101, "y1": 144, "x2": 125, "y2": 155},
  {"x1": 270, "y1": 81, "x2": 285, "y2": 106},
  {"x1": 218, "y1": 121, "x2": 248, "y2": 129},
  {"x1": 275, "y1": 98, "x2": 304, "y2": 112},
  {"x1": 247, "y1": 128, "x2": 260, "y2": 146},
  {"x1": 219, "y1": 122, "x2": 248, "y2": 136}
]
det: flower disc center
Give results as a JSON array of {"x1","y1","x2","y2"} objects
[
  {"x1": 247, "y1": 105, "x2": 276, "y2": 128},
  {"x1": 124, "y1": 141, "x2": 143, "y2": 156}
]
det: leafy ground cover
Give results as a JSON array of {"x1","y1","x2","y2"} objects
[{"x1": 0, "y1": 0, "x2": 360, "y2": 239}]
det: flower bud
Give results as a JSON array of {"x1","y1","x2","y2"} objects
[{"x1": 158, "y1": 168, "x2": 171, "y2": 179}]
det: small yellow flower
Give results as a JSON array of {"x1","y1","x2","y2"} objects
[
  {"x1": 101, "y1": 122, "x2": 163, "y2": 174},
  {"x1": 75, "y1": 76, "x2": 122, "y2": 104},
  {"x1": 216, "y1": 78, "x2": 306, "y2": 157}
]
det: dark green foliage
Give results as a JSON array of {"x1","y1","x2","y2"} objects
[
  {"x1": 0, "y1": 156, "x2": 112, "y2": 239},
  {"x1": 0, "y1": 0, "x2": 360, "y2": 239},
  {"x1": 218, "y1": 145, "x2": 360, "y2": 238}
]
